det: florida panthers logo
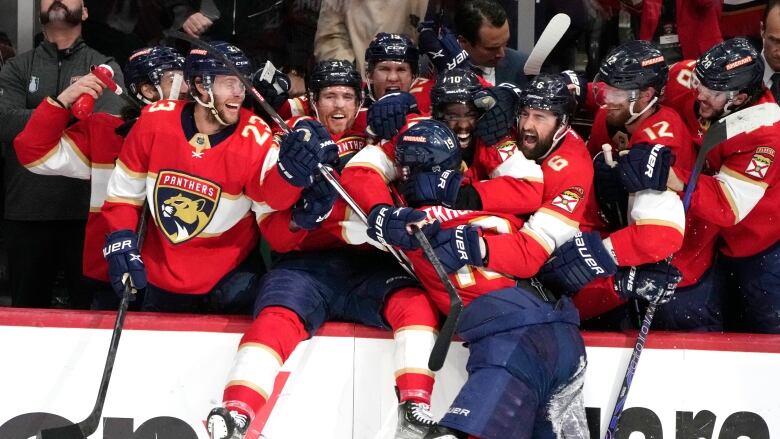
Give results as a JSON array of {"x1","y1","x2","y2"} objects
[{"x1": 154, "y1": 170, "x2": 221, "y2": 244}]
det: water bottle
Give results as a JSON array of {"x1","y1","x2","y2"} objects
[{"x1": 71, "y1": 64, "x2": 119, "y2": 119}]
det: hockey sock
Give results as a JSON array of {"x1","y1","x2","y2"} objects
[
  {"x1": 383, "y1": 287, "x2": 440, "y2": 404},
  {"x1": 223, "y1": 306, "x2": 308, "y2": 418}
]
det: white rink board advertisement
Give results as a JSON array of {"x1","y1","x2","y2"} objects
[{"x1": 0, "y1": 309, "x2": 778, "y2": 439}]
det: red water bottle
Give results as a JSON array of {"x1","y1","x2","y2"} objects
[{"x1": 71, "y1": 64, "x2": 120, "y2": 119}]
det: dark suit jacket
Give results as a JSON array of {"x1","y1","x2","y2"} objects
[{"x1": 495, "y1": 47, "x2": 528, "y2": 87}]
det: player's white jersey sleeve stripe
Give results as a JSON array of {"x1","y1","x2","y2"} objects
[
  {"x1": 252, "y1": 200, "x2": 276, "y2": 224},
  {"x1": 628, "y1": 189, "x2": 685, "y2": 234},
  {"x1": 716, "y1": 166, "x2": 767, "y2": 223},
  {"x1": 393, "y1": 327, "x2": 437, "y2": 378},
  {"x1": 523, "y1": 208, "x2": 579, "y2": 252},
  {"x1": 89, "y1": 167, "x2": 114, "y2": 210},
  {"x1": 290, "y1": 97, "x2": 307, "y2": 117},
  {"x1": 26, "y1": 134, "x2": 91, "y2": 179},
  {"x1": 203, "y1": 195, "x2": 253, "y2": 233},
  {"x1": 259, "y1": 145, "x2": 280, "y2": 184},
  {"x1": 343, "y1": 144, "x2": 398, "y2": 182},
  {"x1": 340, "y1": 207, "x2": 386, "y2": 250},
  {"x1": 106, "y1": 160, "x2": 147, "y2": 205},
  {"x1": 226, "y1": 342, "x2": 283, "y2": 401},
  {"x1": 489, "y1": 151, "x2": 544, "y2": 181}
]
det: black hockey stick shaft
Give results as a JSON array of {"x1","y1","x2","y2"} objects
[
  {"x1": 604, "y1": 113, "x2": 736, "y2": 439},
  {"x1": 165, "y1": 30, "x2": 417, "y2": 278},
  {"x1": 38, "y1": 209, "x2": 148, "y2": 439},
  {"x1": 411, "y1": 226, "x2": 464, "y2": 371}
]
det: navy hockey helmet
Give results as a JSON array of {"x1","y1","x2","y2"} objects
[
  {"x1": 694, "y1": 38, "x2": 764, "y2": 98},
  {"x1": 125, "y1": 46, "x2": 184, "y2": 102},
  {"x1": 598, "y1": 40, "x2": 668, "y2": 94},
  {"x1": 395, "y1": 119, "x2": 462, "y2": 174},
  {"x1": 431, "y1": 67, "x2": 483, "y2": 119},
  {"x1": 521, "y1": 74, "x2": 577, "y2": 120},
  {"x1": 365, "y1": 32, "x2": 420, "y2": 75},
  {"x1": 309, "y1": 59, "x2": 363, "y2": 100},
  {"x1": 184, "y1": 41, "x2": 252, "y2": 87}
]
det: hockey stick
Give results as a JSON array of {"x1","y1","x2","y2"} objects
[
  {"x1": 165, "y1": 30, "x2": 417, "y2": 278},
  {"x1": 523, "y1": 13, "x2": 571, "y2": 76},
  {"x1": 414, "y1": 226, "x2": 464, "y2": 371},
  {"x1": 603, "y1": 102, "x2": 780, "y2": 439},
  {"x1": 38, "y1": 209, "x2": 149, "y2": 439}
]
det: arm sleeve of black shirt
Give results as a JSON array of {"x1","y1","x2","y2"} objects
[{"x1": 0, "y1": 57, "x2": 35, "y2": 143}]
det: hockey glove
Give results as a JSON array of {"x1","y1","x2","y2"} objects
[
  {"x1": 401, "y1": 169, "x2": 463, "y2": 208},
  {"x1": 252, "y1": 64, "x2": 291, "y2": 111},
  {"x1": 277, "y1": 119, "x2": 338, "y2": 187},
  {"x1": 103, "y1": 230, "x2": 146, "y2": 298},
  {"x1": 366, "y1": 204, "x2": 439, "y2": 250},
  {"x1": 560, "y1": 70, "x2": 587, "y2": 107},
  {"x1": 292, "y1": 178, "x2": 338, "y2": 230},
  {"x1": 593, "y1": 151, "x2": 629, "y2": 229},
  {"x1": 368, "y1": 92, "x2": 419, "y2": 139},
  {"x1": 417, "y1": 20, "x2": 470, "y2": 72},
  {"x1": 473, "y1": 83, "x2": 522, "y2": 146},
  {"x1": 614, "y1": 260, "x2": 682, "y2": 305},
  {"x1": 617, "y1": 143, "x2": 674, "y2": 192},
  {"x1": 536, "y1": 231, "x2": 618, "y2": 294},
  {"x1": 430, "y1": 224, "x2": 483, "y2": 273}
]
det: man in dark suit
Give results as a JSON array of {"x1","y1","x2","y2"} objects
[{"x1": 454, "y1": 0, "x2": 528, "y2": 86}]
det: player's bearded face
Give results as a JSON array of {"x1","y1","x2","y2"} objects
[
  {"x1": 517, "y1": 107, "x2": 557, "y2": 160},
  {"x1": 599, "y1": 84, "x2": 633, "y2": 127},
  {"x1": 693, "y1": 81, "x2": 729, "y2": 120},
  {"x1": 210, "y1": 75, "x2": 245, "y2": 125},
  {"x1": 40, "y1": 0, "x2": 84, "y2": 26},
  {"x1": 316, "y1": 86, "x2": 359, "y2": 135},
  {"x1": 369, "y1": 61, "x2": 414, "y2": 99},
  {"x1": 441, "y1": 102, "x2": 478, "y2": 150}
]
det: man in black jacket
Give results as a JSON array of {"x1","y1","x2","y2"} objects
[{"x1": 0, "y1": 0, "x2": 124, "y2": 309}]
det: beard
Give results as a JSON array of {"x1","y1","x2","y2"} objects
[
  {"x1": 40, "y1": 1, "x2": 83, "y2": 26},
  {"x1": 520, "y1": 127, "x2": 555, "y2": 161},
  {"x1": 605, "y1": 106, "x2": 630, "y2": 129}
]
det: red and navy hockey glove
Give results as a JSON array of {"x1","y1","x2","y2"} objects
[
  {"x1": 417, "y1": 20, "x2": 470, "y2": 73},
  {"x1": 366, "y1": 204, "x2": 439, "y2": 250},
  {"x1": 473, "y1": 83, "x2": 522, "y2": 146},
  {"x1": 292, "y1": 178, "x2": 338, "y2": 230},
  {"x1": 277, "y1": 119, "x2": 338, "y2": 187},
  {"x1": 614, "y1": 260, "x2": 682, "y2": 304},
  {"x1": 617, "y1": 143, "x2": 674, "y2": 192},
  {"x1": 367, "y1": 92, "x2": 419, "y2": 140},
  {"x1": 103, "y1": 230, "x2": 146, "y2": 298},
  {"x1": 536, "y1": 231, "x2": 617, "y2": 294},
  {"x1": 401, "y1": 169, "x2": 463, "y2": 208},
  {"x1": 430, "y1": 224, "x2": 483, "y2": 273}
]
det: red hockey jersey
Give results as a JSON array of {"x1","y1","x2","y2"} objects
[
  {"x1": 13, "y1": 97, "x2": 124, "y2": 282},
  {"x1": 102, "y1": 100, "x2": 297, "y2": 294}
]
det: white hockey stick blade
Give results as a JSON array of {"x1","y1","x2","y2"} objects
[{"x1": 523, "y1": 13, "x2": 571, "y2": 76}]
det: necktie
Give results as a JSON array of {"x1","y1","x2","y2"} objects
[{"x1": 771, "y1": 73, "x2": 780, "y2": 104}]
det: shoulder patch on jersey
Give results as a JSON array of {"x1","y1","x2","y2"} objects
[
  {"x1": 495, "y1": 140, "x2": 519, "y2": 161},
  {"x1": 551, "y1": 186, "x2": 584, "y2": 214},
  {"x1": 154, "y1": 170, "x2": 222, "y2": 244},
  {"x1": 745, "y1": 150, "x2": 773, "y2": 179}
]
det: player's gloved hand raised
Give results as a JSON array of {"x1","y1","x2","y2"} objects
[
  {"x1": 366, "y1": 204, "x2": 439, "y2": 250},
  {"x1": 367, "y1": 92, "x2": 418, "y2": 140},
  {"x1": 277, "y1": 119, "x2": 338, "y2": 187},
  {"x1": 292, "y1": 178, "x2": 338, "y2": 230},
  {"x1": 617, "y1": 143, "x2": 674, "y2": 192},
  {"x1": 252, "y1": 64, "x2": 291, "y2": 111},
  {"x1": 536, "y1": 231, "x2": 617, "y2": 294},
  {"x1": 401, "y1": 169, "x2": 463, "y2": 208},
  {"x1": 593, "y1": 151, "x2": 628, "y2": 228},
  {"x1": 103, "y1": 230, "x2": 146, "y2": 298},
  {"x1": 417, "y1": 20, "x2": 470, "y2": 72},
  {"x1": 614, "y1": 260, "x2": 682, "y2": 304},
  {"x1": 429, "y1": 224, "x2": 483, "y2": 273},
  {"x1": 559, "y1": 70, "x2": 587, "y2": 107},
  {"x1": 473, "y1": 83, "x2": 522, "y2": 146}
]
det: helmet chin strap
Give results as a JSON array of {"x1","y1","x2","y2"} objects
[
  {"x1": 193, "y1": 76, "x2": 229, "y2": 126},
  {"x1": 626, "y1": 95, "x2": 657, "y2": 125}
]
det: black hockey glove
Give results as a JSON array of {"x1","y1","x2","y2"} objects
[
  {"x1": 367, "y1": 92, "x2": 419, "y2": 139},
  {"x1": 277, "y1": 119, "x2": 338, "y2": 188},
  {"x1": 617, "y1": 143, "x2": 674, "y2": 192},
  {"x1": 366, "y1": 204, "x2": 439, "y2": 250},
  {"x1": 429, "y1": 224, "x2": 483, "y2": 273},
  {"x1": 417, "y1": 20, "x2": 470, "y2": 72},
  {"x1": 103, "y1": 230, "x2": 146, "y2": 298},
  {"x1": 593, "y1": 151, "x2": 629, "y2": 229},
  {"x1": 473, "y1": 83, "x2": 522, "y2": 146},
  {"x1": 292, "y1": 178, "x2": 338, "y2": 230},
  {"x1": 251, "y1": 62, "x2": 291, "y2": 111},
  {"x1": 536, "y1": 231, "x2": 617, "y2": 294},
  {"x1": 560, "y1": 70, "x2": 587, "y2": 108},
  {"x1": 614, "y1": 260, "x2": 682, "y2": 304}
]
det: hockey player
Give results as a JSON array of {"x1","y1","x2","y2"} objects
[
  {"x1": 12, "y1": 46, "x2": 186, "y2": 309},
  {"x1": 100, "y1": 42, "x2": 336, "y2": 312},
  {"x1": 358, "y1": 119, "x2": 590, "y2": 439},
  {"x1": 663, "y1": 38, "x2": 780, "y2": 333},
  {"x1": 206, "y1": 60, "x2": 441, "y2": 439}
]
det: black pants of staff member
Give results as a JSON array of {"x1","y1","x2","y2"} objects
[{"x1": 4, "y1": 219, "x2": 89, "y2": 309}]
